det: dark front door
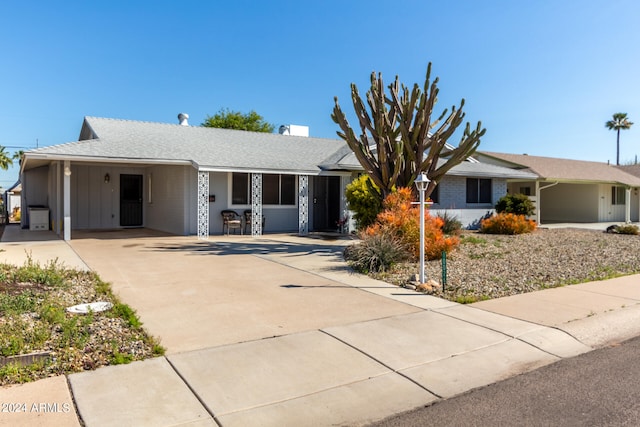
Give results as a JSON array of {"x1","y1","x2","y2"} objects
[
  {"x1": 313, "y1": 176, "x2": 341, "y2": 231},
  {"x1": 120, "y1": 174, "x2": 143, "y2": 227}
]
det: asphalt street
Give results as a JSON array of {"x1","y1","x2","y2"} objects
[{"x1": 370, "y1": 334, "x2": 640, "y2": 427}]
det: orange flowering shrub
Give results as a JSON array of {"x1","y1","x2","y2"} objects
[
  {"x1": 365, "y1": 187, "x2": 459, "y2": 260},
  {"x1": 480, "y1": 213, "x2": 537, "y2": 235}
]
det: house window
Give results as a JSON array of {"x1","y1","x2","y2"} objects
[
  {"x1": 232, "y1": 172, "x2": 295, "y2": 206},
  {"x1": 232, "y1": 173, "x2": 249, "y2": 205},
  {"x1": 519, "y1": 187, "x2": 532, "y2": 196},
  {"x1": 612, "y1": 186, "x2": 626, "y2": 205},
  {"x1": 466, "y1": 178, "x2": 492, "y2": 204}
]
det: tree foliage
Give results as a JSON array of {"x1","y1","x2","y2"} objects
[
  {"x1": 605, "y1": 112, "x2": 633, "y2": 165},
  {"x1": 332, "y1": 62, "x2": 485, "y2": 202},
  {"x1": 202, "y1": 108, "x2": 275, "y2": 133},
  {"x1": 0, "y1": 146, "x2": 13, "y2": 171},
  {"x1": 345, "y1": 174, "x2": 383, "y2": 229},
  {"x1": 495, "y1": 193, "x2": 535, "y2": 216}
]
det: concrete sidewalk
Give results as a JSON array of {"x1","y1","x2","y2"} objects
[{"x1": 0, "y1": 229, "x2": 639, "y2": 426}]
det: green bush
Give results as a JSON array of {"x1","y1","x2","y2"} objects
[
  {"x1": 345, "y1": 175, "x2": 383, "y2": 229},
  {"x1": 344, "y1": 231, "x2": 409, "y2": 273},
  {"x1": 613, "y1": 224, "x2": 639, "y2": 235},
  {"x1": 495, "y1": 193, "x2": 535, "y2": 217}
]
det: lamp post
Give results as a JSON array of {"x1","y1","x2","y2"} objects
[{"x1": 414, "y1": 172, "x2": 430, "y2": 284}]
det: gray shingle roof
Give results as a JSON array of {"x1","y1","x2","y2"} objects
[
  {"x1": 25, "y1": 117, "x2": 349, "y2": 174},
  {"x1": 20, "y1": 117, "x2": 537, "y2": 181},
  {"x1": 335, "y1": 151, "x2": 538, "y2": 179},
  {"x1": 481, "y1": 151, "x2": 640, "y2": 186}
]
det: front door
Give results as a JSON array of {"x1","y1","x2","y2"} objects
[
  {"x1": 120, "y1": 174, "x2": 143, "y2": 227},
  {"x1": 313, "y1": 176, "x2": 341, "y2": 231}
]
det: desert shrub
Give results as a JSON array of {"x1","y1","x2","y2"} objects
[
  {"x1": 495, "y1": 193, "x2": 535, "y2": 217},
  {"x1": 344, "y1": 231, "x2": 409, "y2": 273},
  {"x1": 345, "y1": 175, "x2": 383, "y2": 229},
  {"x1": 436, "y1": 211, "x2": 463, "y2": 235},
  {"x1": 614, "y1": 224, "x2": 640, "y2": 235},
  {"x1": 480, "y1": 213, "x2": 536, "y2": 235},
  {"x1": 365, "y1": 188, "x2": 459, "y2": 260}
]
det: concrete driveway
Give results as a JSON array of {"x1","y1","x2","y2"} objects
[
  {"x1": 1, "y1": 227, "x2": 605, "y2": 426},
  {"x1": 68, "y1": 230, "x2": 419, "y2": 353}
]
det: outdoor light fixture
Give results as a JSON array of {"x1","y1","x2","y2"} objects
[
  {"x1": 64, "y1": 166, "x2": 71, "y2": 176},
  {"x1": 104, "y1": 173, "x2": 110, "y2": 184},
  {"x1": 414, "y1": 172, "x2": 430, "y2": 284}
]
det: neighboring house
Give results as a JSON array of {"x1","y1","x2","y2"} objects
[
  {"x1": 19, "y1": 115, "x2": 538, "y2": 240},
  {"x1": 478, "y1": 152, "x2": 640, "y2": 224},
  {"x1": 3, "y1": 181, "x2": 21, "y2": 223}
]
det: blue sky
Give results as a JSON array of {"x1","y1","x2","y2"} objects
[{"x1": 1, "y1": 1, "x2": 639, "y2": 189}]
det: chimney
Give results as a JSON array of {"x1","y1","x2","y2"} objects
[{"x1": 178, "y1": 113, "x2": 189, "y2": 126}]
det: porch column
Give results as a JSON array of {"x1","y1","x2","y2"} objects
[
  {"x1": 63, "y1": 160, "x2": 71, "y2": 241},
  {"x1": 625, "y1": 187, "x2": 632, "y2": 223},
  {"x1": 535, "y1": 181, "x2": 541, "y2": 225},
  {"x1": 56, "y1": 161, "x2": 62, "y2": 236},
  {"x1": 251, "y1": 173, "x2": 262, "y2": 237},
  {"x1": 298, "y1": 175, "x2": 309, "y2": 235},
  {"x1": 197, "y1": 171, "x2": 209, "y2": 240}
]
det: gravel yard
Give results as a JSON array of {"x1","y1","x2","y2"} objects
[
  {"x1": 0, "y1": 261, "x2": 163, "y2": 386},
  {"x1": 372, "y1": 228, "x2": 640, "y2": 303}
]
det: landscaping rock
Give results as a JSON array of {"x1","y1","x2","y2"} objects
[{"x1": 371, "y1": 228, "x2": 640, "y2": 302}]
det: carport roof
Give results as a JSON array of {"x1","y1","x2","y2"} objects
[
  {"x1": 481, "y1": 151, "x2": 640, "y2": 187},
  {"x1": 22, "y1": 117, "x2": 350, "y2": 175}
]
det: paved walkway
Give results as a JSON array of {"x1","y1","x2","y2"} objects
[{"x1": 1, "y1": 226, "x2": 639, "y2": 426}]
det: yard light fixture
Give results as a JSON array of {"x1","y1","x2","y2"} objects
[
  {"x1": 414, "y1": 172, "x2": 430, "y2": 284},
  {"x1": 104, "y1": 173, "x2": 110, "y2": 184}
]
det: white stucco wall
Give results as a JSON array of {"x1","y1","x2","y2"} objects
[
  {"x1": 146, "y1": 165, "x2": 192, "y2": 235},
  {"x1": 207, "y1": 172, "x2": 230, "y2": 234},
  {"x1": 21, "y1": 166, "x2": 51, "y2": 229},
  {"x1": 71, "y1": 164, "x2": 146, "y2": 229}
]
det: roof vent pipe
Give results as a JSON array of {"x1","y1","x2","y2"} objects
[{"x1": 178, "y1": 113, "x2": 189, "y2": 126}]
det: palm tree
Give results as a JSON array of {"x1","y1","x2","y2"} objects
[
  {"x1": 0, "y1": 146, "x2": 13, "y2": 170},
  {"x1": 606, "y1": 113, "x2": 634, "y2": 165},
  {"x1": 12, "y1": 150, "x2": 23, "y2": 166}
]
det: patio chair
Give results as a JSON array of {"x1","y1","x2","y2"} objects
[
  {"x1": 244, "y1": 210, "x2": 266, "y2": 234},
  {"x1": 221, "y1": 210, "x2": 242, "y2": 235}
]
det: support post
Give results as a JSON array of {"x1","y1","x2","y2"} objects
[
  {"x1": 251, "y1": 173, "x2": 263, "y2": 237},
  {"x1": 63, "y1": 160, "x2": 71, "y2": 241},
  {"x1": 197, "y1": 171, "x2": 209, "y2": 240},
  {"x1": 298, "y1": 175, "x2": 309, "y2": 235},
  {"x1": 625, "y1": 187, "x2": 632, "y2": 223}
]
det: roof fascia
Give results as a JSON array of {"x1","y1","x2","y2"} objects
[
  {"x1": 537, "y1": 177, "x2": 640, "y2": 187},
  {"x1": 197, "y1": 165, "x2": 338, "y2": 176},
  {"x1": 23, "y1": 153, "x2": 193, "y2": 167},
  {"x1": 477, "y1": 152, "x2": 535, "y2": 168}
]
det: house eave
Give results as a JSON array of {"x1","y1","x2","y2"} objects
[
  {"x1": 537, "y1": 177, "x2": 640, "y2": 187},
  {"x1": 22, "y1": 153, "x2": 193, "y2": 171},
  {"x1": 197, "y1": 165, "x2": 350, "y2": 176}
]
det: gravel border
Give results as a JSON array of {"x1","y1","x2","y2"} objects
[{"x1": 371, "y1": 228, "x2": 640, "y2": 302}]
